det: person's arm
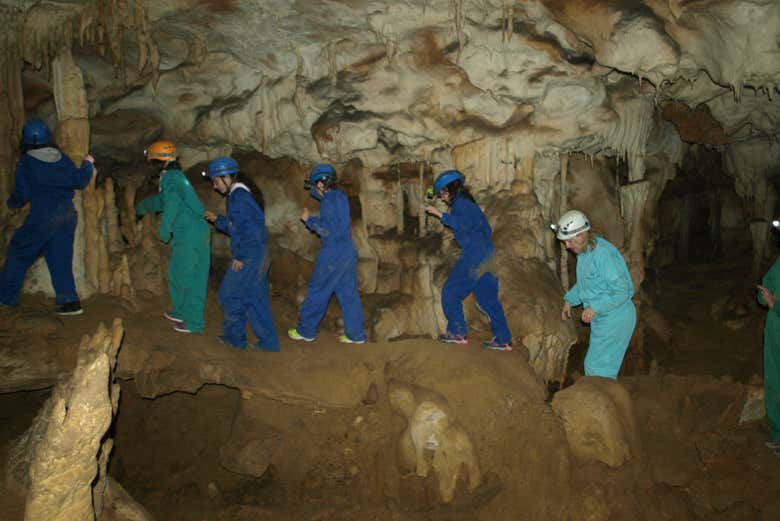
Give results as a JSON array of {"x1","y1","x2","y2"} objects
[
  {"x1": 228, "y1": 191, "x2": 260, "y2": 262},
  {"x1": 440, "y1": 199, "x2": 481, "y2": 234},
  {"x1": 563, "y1": 283, "x2": 582, "y2": 307},
  {"x1": 305, "y1": 196, "x2": 336, "y2": 238},
  {"x1": 69, "y1": 157, "x2": 95, "y2": 189},
  {"x1": 587, "y1": 246, "x2": 634, "y2": 315},
  {"x1": 7, "y1": 160, "x2": 31, "y2": 209},
  {"x1": 214, "y1": 214, "x2": 232, "y2": 235},
  {"x1": 759, "y1": 260, "x2": 780, "y2": 317},
  {"x1": 136, "y1": 193, "x2": 163, "y2": 216},
  {"x1": 158, "y1": 175, "x2": 182, "y2": 242}
]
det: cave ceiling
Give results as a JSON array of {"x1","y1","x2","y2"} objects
[{"x1": 3, "y1": 0, "x2": 780, "y2": 171}]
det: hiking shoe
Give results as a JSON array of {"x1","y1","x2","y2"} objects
[
  {"x1": 287, "y1": 328, "x2": 315, "y2": 342},
  {"x1": 216, "y1": 335, "x2": 247, "y2": 349},
  {"x1": 173, "y1": 322, "x2": 192, "y2": 333},
  {"x1": 339, "y1": 334, "x2": 366, "y2": 344},
  {"x1": 163, "y1": 310, "x2": 181, "y2": 322},
  {"x1": 438, "y1": 332, "x2": 468, "y2": 345},
  {"x1": 765, "y1": 440, "x2": 780, "y2": 450},
  {"x1": 483, "y1": 338, "x2": 513, "y2": 352},
  {"x1": 56, "y1": 301, "x2": 83, "y2": 316}
]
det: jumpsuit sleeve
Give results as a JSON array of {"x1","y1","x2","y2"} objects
[
  {"x1": 587, "y1": 247, "x2": 633, "y2": 314},
  {"x1": 759, "y1": 258, "x2": 780, "y2": 318},
  {"x1": 7, "y1": 160, "x2": 31, "y2": 209},
  {"x1": 227, "y1": 192, "x2": 258, "y2": 262},
  {"x1": 440, "y1": 199, "x2": 482, "y2": 234},
  {"x1": 214, "y1": 214, "x2": 232, "y2": 235},
  {"x1": 305, "y1": 198, "x2": 335, "y2": 238},
  {"x1": 564, "y1": 283, "x2": 582, "y2": 307},
  {"x1": 158, "y1": 175, "x2": 182, "y2": 242},
  {"x1": 69, "y1": 160, "x2": 94, "y2": 189},
  {"x1": 136, "y1": 193, "x2": 163, "y2": 216}
]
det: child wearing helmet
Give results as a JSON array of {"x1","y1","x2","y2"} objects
[
  {"x1": 425, "y1": 170, "x2": 513, "y2": 350},
  {"x1": 0, "y1": 119, "x2": 95, "y2": 315},
  {"x1": 203, "y1": 156, "x2": 280, "y2": 351},
  {"x1": 288, "y1": 163, "x2": 367, "y2": 344},
  {"x1": 553, "y1": 210, "x2": 636, "y2": 378},
  {"x1": 136, "y1": 140, "x2": 210, "y2": 333}
]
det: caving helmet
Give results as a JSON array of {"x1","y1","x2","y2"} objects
[
  {"x1": 433, "y1": 169, "x2": 465, "y2": 196},
  {"x1": 22, "y1": 119, "x2": 52, "y2": 146},
  {"x1": 304, "y1": 163, "x2": 337, "y2": 190},
  {"x1": 552, "y1": 210, "x2": 591, "y2": 241},
  {"x1": 204, "y1": 156, "x2": 240, "y2": 178},
  {"x1": 144, "y1": 140, "x2": 177, "y2": 162}
]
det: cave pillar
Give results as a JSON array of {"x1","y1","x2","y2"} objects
[
  {"x1": 751, "y1": 221, "x2": 769, "y2": 282},
  {"x1": 619, "y1": 180, "x2": 650, "y2": 374},
  {"x1": 0, "y1": 39, "x2": 24, "y2": 222}
]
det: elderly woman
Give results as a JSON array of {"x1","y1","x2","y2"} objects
[{"x1": 553, "y1": 210, "x2": 636, "y2": 378}]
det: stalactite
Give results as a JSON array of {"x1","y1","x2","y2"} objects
[
  {"x1": 395, "y1": 164, "x2": 404, "y2": 235},
  {"x1": 559, "y1": 154, "x2": 569, "y2": 291},
  {"x1": 120, "y1": 182, "x2": 138, "y2": 247},
  {"x1": 418, "y1": 161, "x2": 426, "y2": 238},
  {"x1": 103, "y1": 178, "x2": 123, "y2": 254},
  {"x1": 603, "y1": 97, "x2": 654, "y2": 181}
]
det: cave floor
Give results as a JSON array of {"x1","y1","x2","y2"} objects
[{"x1": 2, "y1": 255, "x2": 780, "y2": 520}]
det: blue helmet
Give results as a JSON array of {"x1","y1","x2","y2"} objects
[
  {"x1": 433, "y1": 169, "x2": 465, "y2": 194},
  {"x1": 305, "y1": 163, "x2": 336, "y2": 189},
  {"x1": 204, "y1": 156, "x2": 239, "y2": 178},
  {"x1": 22, "y1": 119, "x2": 52, "y2": 146}
]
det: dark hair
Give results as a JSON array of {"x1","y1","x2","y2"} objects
[
  {"x1": 233, "y1": 172, "x2": 265, "y2": 210},
  {"x1": 21, "y1": 142, "x2": 57, "y2": 153},
  {"x1": 158, "y1": 159, "x2": 183, "y2": 171},
  {"x1": 446, "y1": 179, "x2": 475, "y2": 203}
]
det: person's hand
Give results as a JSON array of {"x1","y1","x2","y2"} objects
[
  {"x1": 232, "y1": 259, "x2": 244, "y2": 271},
  {"x1": 759, "y1": 285, "x2": 777, "y2": 309},
  {"x1": 204, "y1": 211, "x2": 217, "y2": 223},
  {"x1": 562, "y1": 301, "x2": 572, "y2": 320},
  {"x1": 83, "y1": 154, "x2": 95, "y2": 164},
  {"x1": 582, "y1": 307, "x2": 597, "y2": 324},
  {"x1": 301, "y1": 207, "x2": 309, "y2": 222},
  {"x1": 425, "y1": 205, "x2": 442, "y2": 218}
]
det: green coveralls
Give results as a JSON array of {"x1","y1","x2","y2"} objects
[
  {"x1": 137, "y1": 169, "x2": 210, "y2": 332},
  {"x1": 758, "y1": 256, "x2": 780, "y2": 442}
]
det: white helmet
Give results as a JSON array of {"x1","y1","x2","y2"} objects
[{"x1": 552, "y1": 210, "x2": 590, "y2": 240}]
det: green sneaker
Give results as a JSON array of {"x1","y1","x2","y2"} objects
[
  {"x1": 288, "y1": 328, "x2": 315, "y2": 342},
  {"x1": 339, "y1": 334, "x2": 366, "y2": 344}
]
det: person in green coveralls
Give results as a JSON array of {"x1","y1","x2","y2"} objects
[
  {"x1": 757, "y1": 226, "x2": 780, "y2": 456},
  {"x1": 136, "y1": 140, "x2": 210, "y2": 333}
]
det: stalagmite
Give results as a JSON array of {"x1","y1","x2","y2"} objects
[
  {"x1": 104, "y1": 178, "x2": 124, "y2": 254},
  {"x1": 750, "y1": 221, "x2": 769, "y2": 282},
  {"x1": 418, "y1": 161, "x2": 426, "y2": 238}
]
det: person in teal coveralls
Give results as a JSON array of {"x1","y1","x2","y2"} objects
[
  {"x1": 554, "y1": 209, "x2": 636, "y2": 378},
  {"x1": 757, "y1": 235, "x2": 780, "y2": 455},
  {"x1": 0, "y1": 119, "x2": 95, "y2": 315},
  {"x1": 136, "y1": 140, "x2": 210, "y2": 333},
  {"x1": 204, "y1": 156, "x2": 280, "y2": 351}
]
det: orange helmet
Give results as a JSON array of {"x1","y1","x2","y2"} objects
[{"x1": 144, "y1": 140, "x2": 177, "y2": 162}]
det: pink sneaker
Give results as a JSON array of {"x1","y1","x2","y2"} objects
[
  {"x1": 483, "y1": 338, "x2": 513, "y2": 352},
  {"x1": 438, "y1": 332, "x2": 468, "y2": 345},
  {"x1": 173, "y1": 322, "x2": 191, "y2": 333},
  {"x1": 163, "y1": 310, "x2": 181, "y2": 322}
]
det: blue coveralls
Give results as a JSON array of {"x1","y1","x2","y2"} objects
[
  {"x1": 136, "y1": 169, "x2": 210, "y2": 332},
  {"x1": 440, "y1": 195, "x2": 512, "y2": 343},
  {"x1": 564, "y1": 236, "x2": 636, "y2": 378},
  {"x1": 296, "y1": 188, "x2": 367, "y2": 341},
  {"x1": 0, "y1": 148, "x2": 93, "y2": 306},
  {"x1": 214, "y1": 184, "x2": 280, "y2": 350}
]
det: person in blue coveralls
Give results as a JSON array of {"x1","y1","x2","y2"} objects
[
  {"x1": 203, "y1": 156, "x2": 280, "y2": 352},
  {"x1": 288, "y1": 163, "x2": 367, "y2": 344},
  {"x1": 0, "y1": 119, "x2": 95, "y2": 315},
  {"x1": 424, "y1": 169, "x2": 513, "y2": 351},
  {"x1": 553, "y1": 209, "x2": 636, "y2": 378},
  {"x1": 136, "y1": 140, "x2": 210, "y2": 334}
]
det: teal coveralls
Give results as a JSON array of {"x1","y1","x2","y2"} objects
[
  {"x1": 137, "y1": 169, "x2": 210, "y2": 332},
  {"x1": 758, "y1": 257, "x2": 780, "y2": 443}
]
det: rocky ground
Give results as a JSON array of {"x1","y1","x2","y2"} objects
[{"x1": 1, "y1": 255, "x2": 780, "y2": 520}]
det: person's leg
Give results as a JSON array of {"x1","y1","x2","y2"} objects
[
  {"x1": 296, "y1": 252, "x2": 342, "y2": 339},
  {"x1": 248, "y1": 257, "x2": 280, "y2": 350},
  {"x1": 42, "y1": 210, "x2": 79, "y2": 305},
  {"x1": 764, "y1": 317, "x2": 780, "y2": 443},
  {"x1": 218, "y1": 262, "x2": 249, "y2": 347},
  {"x1": 173, "y1": 233, "x2": 210, "y2": 332},
  {"x1": 441, "y1": 258, "x2": 475, "y2": 337},
  {"x1": 333, "y1": 252, "x2": 366, "y2": 342},
  {"x1": 473, "y1": 272, "x2": 511, "y2": 344},
  {"x1": 0, "y1": 219, "x2": 46, "y2": 306},
  {"x1": 584, "y1": 301, "x2": 637, "y2": 378}
]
